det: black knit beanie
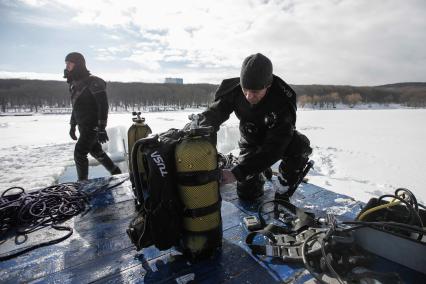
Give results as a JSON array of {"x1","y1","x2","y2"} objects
[
  {"x1": 65, "y1": 52, "x2": 86, "y2": 67},
  {"x1": 240, "y1": 53, "x2": 273, "y2": 90}
]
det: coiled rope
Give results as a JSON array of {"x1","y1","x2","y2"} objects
[{"x1": 0, "y1": 177, "x2": 128, "y2": 260}]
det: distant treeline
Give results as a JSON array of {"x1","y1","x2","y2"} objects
[
  {"x1": 0, "y1": 79, "x2": 217, "y2": 112},
  {"x1": 293, "y1": 83, "x2": 426, "y2": 108},
  {"x1": 0, "y1": 79, "x2": 425, "y2": 112}
]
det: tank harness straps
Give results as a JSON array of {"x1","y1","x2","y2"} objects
[
  {"x1": 182, "y1": 222, "x2": 222, "y2": 237},
  {"x1": 245, "y1": 199, "x2": 323, "y2": 261},
  {"x1": 245, "y1": 227, "x2": 325, "y2": 262},
  {"x1": 177, "y1": 169, "x2": 220, "y2": 186},
  {"x1": 258, "y1": 199, "x2": 316, "y2": 232},
  {"x1": 245, "y1": 223, "x2": 292, "y2": 247},
  {"x1": 183, "y1": 200, "x2": 222, "y2": 218}
]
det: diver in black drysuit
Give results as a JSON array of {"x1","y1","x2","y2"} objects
[
  {"x1": 197, "y1": 53, "x2": 312, "y2": 200},
  {"x1": 64, "y1": 52, "x2": 121, "y2": 181}
]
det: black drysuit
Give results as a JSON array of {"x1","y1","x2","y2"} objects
[
  {"x1": 199, "y1": 75, "x2": 312, "y2": 199},
  {"x1": 69, "y1": 75, "x2": 118, "y2": 180}
]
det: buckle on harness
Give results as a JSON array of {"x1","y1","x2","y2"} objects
[
  {"x1": 265, "y1": 245, "x2": 282, "y2": 257},
  {"x1": 265, "y1": 244, "x2": 303, "y2": 261},
  {"x1": 274, "y1": 234, "x2": 296, "y2": 246}
]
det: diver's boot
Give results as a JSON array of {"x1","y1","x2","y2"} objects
[
  {"x1": 111, "y1": 166, "x2": 122, "y2": 175},
  {"x1": 237, "y1": 174, "x2": 265, "y2": 201},
  {"x1": 96, "y1": 152, "x2": 121, "y2": 175},
  {"x1": 75, "y1": 152, "x2": 89, "y2": 181},
  {"x1": 275, "y1": 176, "x2": 292, "y2": 203},
  {"x1": 277, "y1": 158, "x2": 313, "y2": 201},
  {"x1": 76, "y1": 167, "x2": 89, "y2": 181}
]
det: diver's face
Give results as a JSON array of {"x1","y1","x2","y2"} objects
[
  {"x1": 65, "y1": 61, "x2": 75, "y2": 72},
  {"x1": 242, "y1": 86, "x2": 269, "y2": 105}
]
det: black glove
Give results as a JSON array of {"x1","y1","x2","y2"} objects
[
  {"x1": 69, "y1": 125, "x2": 77, "y2": 140},
  {"x1": 96, "y1": 127, "x2": 109, "y2": 144},
  {"x1": 263, "y1": 167, "x2": 273, "y2": 180}
]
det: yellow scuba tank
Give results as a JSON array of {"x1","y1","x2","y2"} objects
[
  {"x1": 175, "y1": 115, "x2": 222, "y2": 259},
  {"x1": 127, "y1": 111, "x2": 152, "y2": 202}
]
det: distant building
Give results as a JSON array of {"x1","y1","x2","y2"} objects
[{"x1": 165, "y1": 77, "x2": 183, "y2": 84}]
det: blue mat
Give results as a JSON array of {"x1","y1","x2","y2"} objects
[{"x1": 0, "y1": 174, "x2": 424, "y2": 283}]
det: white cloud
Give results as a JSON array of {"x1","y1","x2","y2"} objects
[
  {"x1": 124, "y1": 50, "x2": 164, "y2": 71},
  {"x1": 7, "y1": 0, "x2": 426, "y2": 84},
  {"x1": 0, "y1": 71, "x2": 62, "y2": 81},
  {"x1": 163, "y1": 55, "x2": 187, "y2": 63},
  {"x1": 95, "y1": 45, "x2": 131, "y2": 61},
  {"x1": 17, "y1": 0, "x2": 49, "y2": 7}
]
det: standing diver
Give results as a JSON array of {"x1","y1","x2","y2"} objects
[{"x1": 64, "y1": 52, "x2": 121, "y2": 181}]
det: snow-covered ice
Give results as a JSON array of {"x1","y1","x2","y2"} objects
[
  {"x1": 0, "y1": 108, "x2": 425, "y2": 204},
  {"x1": 298, "y1": 109, "x2": 426, "y2": 202}
]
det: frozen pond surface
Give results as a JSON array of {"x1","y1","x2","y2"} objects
[{"x1": 1, "y1": 108, "x2": 425, "y2": 203}]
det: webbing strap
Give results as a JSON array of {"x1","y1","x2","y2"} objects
[
  {"x1": 248, "y1": 244, "x2": 304, "y2": 262},
  {"x1": 258, "y1": 199, "x2": 316, "y2": 233},
  {"x1": 183, "y1": 200, "x2": 221, "y2": 218},
  {"x1": 177, "y1": 169, "x2": 219, "y2": 186},
  {"x1": 246, "y1": 227, "x2": 325, "y2": 262}
]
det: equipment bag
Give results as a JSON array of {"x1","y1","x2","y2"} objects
[{"x1": 127, "y1": 129, "x2": 184, "y2": 251}]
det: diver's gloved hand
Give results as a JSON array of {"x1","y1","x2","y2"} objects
[
  {"x1": 263, "y1": 167, "x2": 273, "y2": 180},
  {"x1": 96, "y1": 126, "x2": 109, "y2": 144},
  {"x1": 182, "y1": 122, "x2": 192, "y2": 132},
  {"x1": 220, "y1": 169, "x2": 237, "y2": 185},
  {"x1": 69, "y1": 124, "x2": 77, "y2": 140}
]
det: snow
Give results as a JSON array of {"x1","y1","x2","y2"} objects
[
  {"x1": 0, "y1": 108, "x2": 425, "y2": 204},
  {"x1": 298, "y1": 109, "x2": 426, "y2": 203}
]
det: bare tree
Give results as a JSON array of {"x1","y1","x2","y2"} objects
[
  {"x1": 328, "y1": 92, "x2": 340, "y2": 108},
  {"x1": 298, "y1": 95, "x2": 312, "y2": 108},
  {"x1": 344, "y1": 93, "x2": 362, "y2": 108}
]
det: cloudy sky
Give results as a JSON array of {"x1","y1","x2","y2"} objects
[{"x1": 0, "y1": 0, "x2": 425, "y2": 85}]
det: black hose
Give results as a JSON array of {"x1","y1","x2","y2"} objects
[
  {"x1": 376, "y1": 191, "x2": 424, "y2": 240},
  {"x1": 301, "y1": 231, "x2": 329, "y2": 284},
  {"x1": 394, "y1": 188, "x2": 418, "y2": 211},
  {"x1": 343, "y1": 221, "x2": 426, "y2": 235},
  {"x1": 320, "y1": 233, "x2": 344, "y2": 284},
  {"x1": 377, "y1": 194, "x2": 423, "y2": 228}
]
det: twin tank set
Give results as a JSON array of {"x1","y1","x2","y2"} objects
[{"x1": 127, "y1": 112, "x2": 222, "y2": 259}]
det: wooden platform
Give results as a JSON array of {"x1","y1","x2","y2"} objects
[{"x1": 0, "y1": 174, "x2": 424, "y2": 283}]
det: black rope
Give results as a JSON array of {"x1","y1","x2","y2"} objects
[
  {"x1": 0, "y1": 225, "x2": 73, "y2": 261},
  {"x1": 0, "y1": 177, "x2": 129, "y2": 261},
  {"x1": 0, "y1": 183, "x2": 87, "y2": 261},
  {"x1": 0, "y1": 183, "x2": 87, "y2": 234}
]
